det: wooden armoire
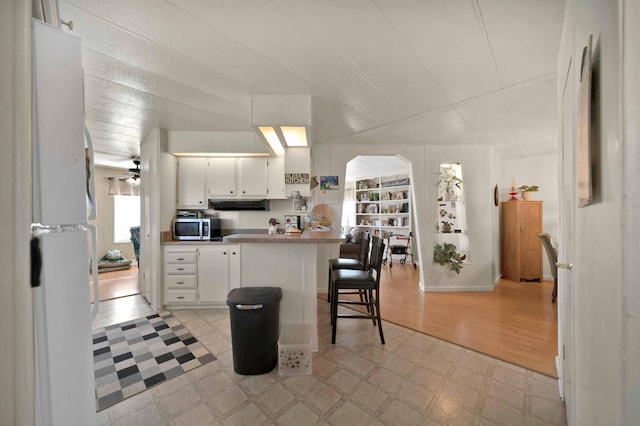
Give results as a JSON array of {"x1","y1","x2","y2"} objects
[{"x1": 501, "y1": 201, "x2": 543, "y2": 281}]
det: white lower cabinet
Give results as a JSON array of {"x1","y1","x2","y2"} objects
[{"x1": 163, "y1": 244, "x2": 240, "y2": 307}]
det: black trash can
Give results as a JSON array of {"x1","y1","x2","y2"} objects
[{"x1": 226, "y1": 287, "x2": 282, "y2": 375}]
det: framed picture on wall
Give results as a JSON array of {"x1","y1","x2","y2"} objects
[{"x1": 578, "y1": 34, "x2": 594, "y2": 207}]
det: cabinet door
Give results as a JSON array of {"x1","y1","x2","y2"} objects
[
  {"x1": 500, "y1": 202, "x2": 520, "y2": 281},
  {"x1": 519, "y1": 202, "x2": 543, "y2": 280},
  {"x1": 177, "y1": 158, "x2": 207, "y2": 208},
  {"x1": 207, "y1": 158, "x2": 236, "y2": 198},
  {"x1": 197, "y1": 246, "x2": 230, "y2": 303},
  {"x1": 266, "y1": 157, "x2": 286, "y2": 199},
  {"x1": 228, "y1": 245, "x2": 241, "y2": 289},
  {"x1": 237, "y1": 158, "x2": 268, "y2": 198}
]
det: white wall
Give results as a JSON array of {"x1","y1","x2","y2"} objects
[
  {"x1": 202, "y1": 199, "x2": 302, "y2": 233},
  {"x1": 424, "y1": 145, "x2": 495, "y2": 291},
  {"x1": 501, "y1": 152, "x2": 560, "y2": 278},
  {"x1": 558, "y1": 0, "x2": 632, "y2": 424},
  {"x1": 312, "y1": 143, "x2": 497, "y2": 292},
  {"x1": 622, "y1": 0, "x2": 640, "y2": 421}
]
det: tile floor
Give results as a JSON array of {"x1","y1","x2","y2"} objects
[{"x1": 94, "y1": 296, "x2": 567, "y2": 425}]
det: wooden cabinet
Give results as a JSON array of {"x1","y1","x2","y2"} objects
[
  {"x1": 176, "y1": 157, "x2": 207, "y2": 208},
  {"x1": 163, "y1": 244, "x2": 240, "y2": 307},
  {"x1": 501, "y1": 201, "x2": 543, "y2": 281}
]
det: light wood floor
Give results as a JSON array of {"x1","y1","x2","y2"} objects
[
  {"x1": 321, "y1": 263, "x2": 558, "y2": 378},
  {"x1": 90, "y1": 265, "x2": 140, "y2": 303}
]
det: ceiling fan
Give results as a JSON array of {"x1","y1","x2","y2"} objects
[{"x1": 125, "y1": 159, "x2": 140, "y2": 186}]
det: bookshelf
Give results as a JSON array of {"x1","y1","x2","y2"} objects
[{"x1": 355, "y1": 175, "x2": 411, "y2": 236}]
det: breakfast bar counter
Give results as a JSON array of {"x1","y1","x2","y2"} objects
[
  {"x1": 223, "y1": 231, "x2": 344, "y2": 244},
  {"x1": 224, "y1": 231, "x2": 344, "y2": 350}
]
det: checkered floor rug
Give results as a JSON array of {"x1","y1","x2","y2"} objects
[{"x1": 93, "y1": 311, "x2": 215, "y2": 411}]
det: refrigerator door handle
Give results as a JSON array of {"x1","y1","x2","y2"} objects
[
  {"x1": 88, "y1": 224, "x2": 99, "y2": 320},
  {"x1": 84, "y1": 126, "x2": 97, "y2": 221},
  {"x1": 30, "y1": 236, "x2": 42, "y2": 288}
]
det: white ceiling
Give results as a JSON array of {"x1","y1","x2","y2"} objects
[{"x1": 57, "y1": 0, "x2": 565, "y2": 168}]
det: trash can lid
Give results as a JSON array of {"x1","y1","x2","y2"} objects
[{"x1": 226, "y1": 287, "x2": 282, "y2": 306}]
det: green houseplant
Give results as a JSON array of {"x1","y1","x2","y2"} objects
[
  {"x1": 438, "y1": 167, "x2": 462, "y2": 200},
  {"x1": 518, "y1": 185, "x2": 539, "y2": 201},
  {"x1": 433, "y1": 242, "x2": 464, "y2": 274}
]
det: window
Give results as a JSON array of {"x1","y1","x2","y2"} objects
[{"x1": 113, "y1": 195, "x2": 140, "y2": 243}]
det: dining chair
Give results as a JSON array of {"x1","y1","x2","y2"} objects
[
  {"x1": 330, "y1": 235, "x2": 385, "y2": 344},
  {"x1": 537, "y1": 233, "x2": 558, "y2": 303},
  {"x1": 327, "y1": 231, "x2": 370, "y2": 305}
]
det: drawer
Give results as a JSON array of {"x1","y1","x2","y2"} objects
[
  {"x1": 165, "y1": 289, "x2": 197, "y2": 304},
  {"x1": 165, "y1": 275, "x2": 196, "y2": 289},
  {"x1": 165, "y1": 252, "x2": 197, "y2": 264},
  {"x1": 166, "y1": 264, "x2": 196, "y2": 275}
]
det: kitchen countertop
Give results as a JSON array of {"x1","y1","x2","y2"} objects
[
  {"x1": 162, "y1": 239, "x2": 230, "y2": 245},
  {"x1": 223, "y1": 231, "x2": 344, "y2": 244}
]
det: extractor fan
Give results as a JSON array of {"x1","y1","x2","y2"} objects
[{"x1": 125, "y1": 159, "x2": 140, "y2": 186}]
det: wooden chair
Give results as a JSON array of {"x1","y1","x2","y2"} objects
[
  {"x1": 327, "y1": 231, "x2": 370, "y2": 305},
  {"x1": 330, "y1": 235, "x2": 385, "y2": 344},
  {"x1": 537, "y1": 233, "x2": 558, "y2": 303}
]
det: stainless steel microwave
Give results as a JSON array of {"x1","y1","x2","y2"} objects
[{"x1": 172, "y1": 218, "x2": 220, "y2": 240}]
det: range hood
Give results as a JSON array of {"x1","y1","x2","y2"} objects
[{"x1": 211, "y1": 200, "x2": 270, "y2": 211}]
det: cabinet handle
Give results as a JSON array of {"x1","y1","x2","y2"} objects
[
  {"x1": 232, "y1": 252, "x2": 237, "y2": 255},
  {"x1": 177, "y1": 267, "x2": 184, "y2": 271},
  {"x1": 223, "y1": 252, "x2": 227, "y2": 255},
  {"x1": 242, "y1": 190, "x2": 246, "y2": 194},
  {"x1": 230, "y1": 190, "x2": 234, "y2": 194},
  {"x1": 177, "y1": 296, "x2": 185, "y2": 300},
  {"x1": 177, "y1": 281, "x2": 184, "y2": 285},
  {"x1": 176, "y1": 257, "x2": 185, "y2": 261}
]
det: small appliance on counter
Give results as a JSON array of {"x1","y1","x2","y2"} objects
[{"x1": 173, "y1": 217, "x2": 221, "y2": 240}]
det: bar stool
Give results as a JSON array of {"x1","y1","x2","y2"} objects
[
  {"x1": 330, "y1": 235, "x2": 385, "y2": 344},
  {"x1": 327, "y1": 231, "x2": 370, "y2": 305}
]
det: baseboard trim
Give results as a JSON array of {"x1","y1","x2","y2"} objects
[
  {"x1": 555, "y1": 356, "x2": 564, "y2": 401},
  {"x1": 423, "y1": 285, "x2": 495, "y2": 292}
]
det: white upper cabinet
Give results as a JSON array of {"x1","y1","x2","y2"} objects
[
  {"x1": 267, "y1": 157, "x2": 286, "y2": 199},
  {"x1": 177, "y1": 157, "x2": 207, "y2": 208},
  {"x1": 207, "y1": 158, "x2": 237, "y2": 199},
  {"x1": 176, "y1": 157, "x2": 282, "y2": 204},
  {"x1": 237, "y1": 158, "x2": 268, "y2": 198}
]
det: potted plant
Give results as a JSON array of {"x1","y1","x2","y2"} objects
[
  {"x1": 441, "y1": 221, "x2": 453, "y2": 233},
  {"x1": 438, "y1": 167, "x2": 462, "y2": 201},
  {"x1": 518, "y1": 185, "x2": 539, "y2": 201},
  {"x1": 433, "y1": 242, "x2": 464, "y2": 274}
]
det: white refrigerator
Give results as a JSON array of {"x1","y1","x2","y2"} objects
[{"x1": 32, "y1": 20, "x2": 98, "y2": 425}]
